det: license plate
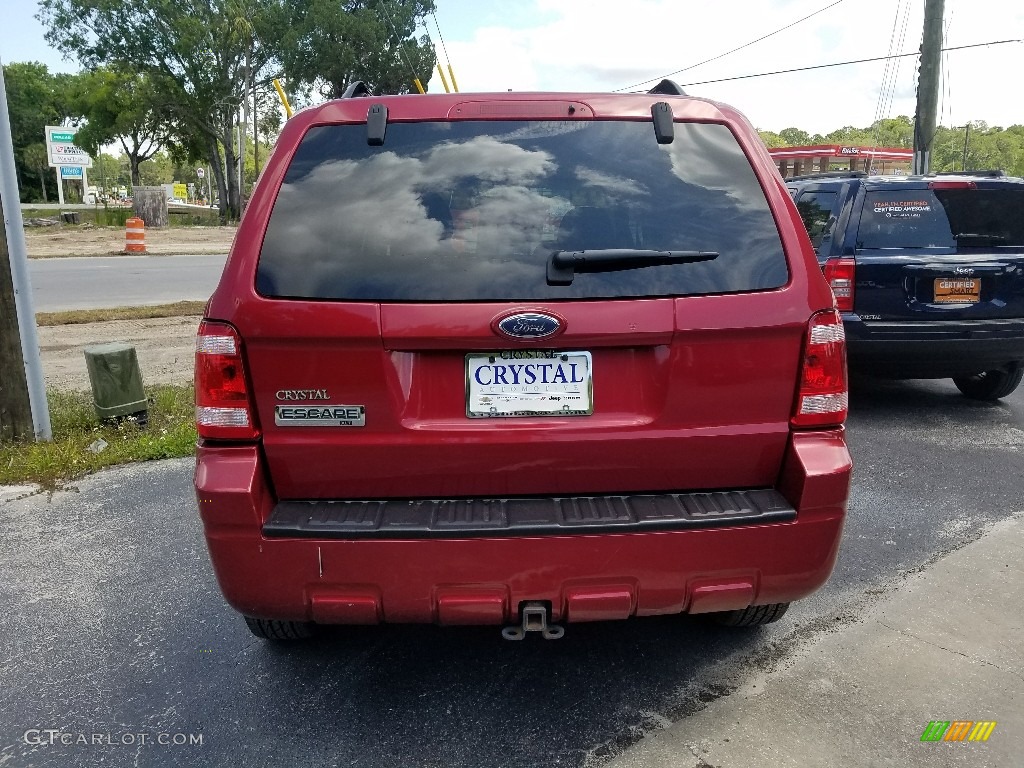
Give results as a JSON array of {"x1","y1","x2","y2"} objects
[
  {"x1": 466, "y1": 351, "x2": 593, "y2": 417},
  {"x1": 934, "y1": 277, "x2": 981, "y2": 304}
]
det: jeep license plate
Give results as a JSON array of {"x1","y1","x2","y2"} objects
[
  {"x1": 934, "y1": 277, "x2": 980, "y2": 304},
  {"x1": 466, "y1": 351, "x2": 593, "y2": 417}
]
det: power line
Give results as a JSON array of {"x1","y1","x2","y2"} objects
[
  {"x1": 672, "y1": 39, "x2": 1021, "y2": 89},
  {"x1": 379, "y1": 1, "x2": 425, "y2": 92},
  {"x1": 432, "y1": 11, "x2": 453, "y2": 70},
  {"x1": 871, "y1": 0, "x2": 910, "y2": 152},
  {"x1": 614, "y1": 0, "x2": 848, "y2": 92},
  {"x1": 939, "y1": 12, "x2": 954, "y2": 129}
]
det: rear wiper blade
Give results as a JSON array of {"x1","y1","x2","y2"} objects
[{"x1": 546, "y1": 249, "x2": 719, "y2": 286}]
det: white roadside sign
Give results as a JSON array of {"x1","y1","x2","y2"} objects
[{"x1": 45, "y1": 125, "x2": 93, "y2": 168}]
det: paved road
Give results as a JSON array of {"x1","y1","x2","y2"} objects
[
  {"x1": 27, "y1": 255, "x2": 226, "y2": 312},
  {"x1": 1, "y1": 377, "x2": 1021, "y2": 767}
]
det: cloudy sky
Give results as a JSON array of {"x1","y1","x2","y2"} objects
[{"x1": 4, "y1": 0, "x2": 1022, "y2": 135}]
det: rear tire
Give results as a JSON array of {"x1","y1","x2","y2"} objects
[
  {"x1": 952, "y1": 368, "x2": 1023, "y2": 401},
  {"x1": 243, "y1": 616, "x2": 315, "y2": 640},
  {"x1": 711, "y1": 602, "x2": 789, "y2": 627}
]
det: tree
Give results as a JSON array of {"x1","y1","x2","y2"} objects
[
  {"x1": 1, "y1": 62, "x2": 76, "y2": 202},
  {"x1": 756, "y1": 130, "x2": 787, "y2": 149},
  {"x1": 19, "y1": 144, "x2": 51, "y2": 202},
  {"x1": 38, "y1": 0, "x2": 288, "y2": 220},
  {"x1": 278, "y1": 0, "x2": 437, "y2": 98},
  {"x1": 138, "y1": 152, "x2": 176, "y2": 186},
  {"x1": 779, "y1": 127, "x2": 812, "y2": 146},
  {"x1": 69, "y1": 67, "x2": 173, "y2": 185},
  {"x1": 824, "y1": 125, "x2": 872, "y2": 145},
  {"x1": 91, "y1": 151, "x2": 126, "y2": 197},
  {"x1": 869, "y1": 116, "x2": 913, "y2": 148}
]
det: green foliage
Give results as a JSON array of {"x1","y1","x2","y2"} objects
[
  {"x1": 757, "y1": 130, "x2": 787, "y2": 149},
  {"x1": 27, "y1": 0, "x2": 443, "y2": 218},
  {"x1": 69, "y1": 66, "x2": 172, "y2": 184},
  {"x1": 92, "y1": 206, "x2": 133, "y2": 227},
  {"x1": 2, "y1": 62, "x2": 79, "y2": 202},
  {"x1": 37, "y1": 0, "x2": 288, "y2": 220},
  {"x1": 932, "y1": 122, "x2": 1024, "y2": 176},
  {"x1": 278, "y1": 0, "x2": 438, "y2": 97},
  {"x1": 138, "y1": 152, "x2": 176, "y2": 186},
  {"x1": 779, "y1": 127, "x2": 814, "y2": 146},
  {"x1": 0, "y1": 386, "x2": 197, "y2": 489},
  {"x1": 759, "y1": 114, "x2": 1024, "y2": 176}
]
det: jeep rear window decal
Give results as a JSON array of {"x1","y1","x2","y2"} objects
[{"x1": 873, "y1": 199, "x2": 932, "y2": 219}]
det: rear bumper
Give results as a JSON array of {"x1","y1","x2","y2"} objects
[
  {"x1": 194, "y1": 430, "x2": 851, "y2": 625},
  {"x1": 845, "y1": 316, "x2": 1024, "y2": 377}
]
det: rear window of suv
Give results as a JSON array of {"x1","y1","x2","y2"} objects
[
  {"x1": 256, "y1": 120, "x2": 788, "y2": 301},
  {"x1": 857, "y1": 187, "x2": 1024, "y2": 250}
]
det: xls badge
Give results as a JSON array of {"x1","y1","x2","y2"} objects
[{"x1": 275, "y1": 404, "x2": 365, "y2": 427}]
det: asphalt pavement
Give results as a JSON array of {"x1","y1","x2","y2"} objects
[
  {"x1": 27, "y1": 255, "x2": 226, "y2": 312},
  {"x1": 1, "y1": 376, "x2": 1022, "y2": 767},
  {"x1": 610, "y1": 513, "x2": 1023, "y2": 767}
]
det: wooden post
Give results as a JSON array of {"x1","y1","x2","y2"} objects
[
  {"x1": 132, "y1": 185, "x2": 169, "y2": 227},
  {"x1": 0, "y1": 191, "x2": 34, "y2": 442},
  {"x1": 913, "y1": 0, "x2": 944, "y2": 174}
]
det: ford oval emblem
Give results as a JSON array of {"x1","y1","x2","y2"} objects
[{"x1": 496, "y1": 312, "x2": 562, "y2": 339}]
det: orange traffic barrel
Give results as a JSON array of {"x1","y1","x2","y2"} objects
[{"x1": 125, "y1": 217, "x2": 146, "y2": 253}]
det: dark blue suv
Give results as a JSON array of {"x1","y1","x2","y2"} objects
[{"x1": 788, "y1": 170, "x2": 1024, "y2": 400}]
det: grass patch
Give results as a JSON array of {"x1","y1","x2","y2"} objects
[
  {"x1": 21, "y1": 206, "x2": 223, "y2": 227},
  {"x1": 0, "y1": 385, "x2": 197, "y2": 490},
  {"x1": 36, "y1": 301, "x2": 207, "y2": 326}
]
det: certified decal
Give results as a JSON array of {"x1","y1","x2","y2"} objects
[
  {"x1": 873, "y1": 199, "x2": 931, "y2": 219},
  {"x1": 274, "y1": 404, "x2": 365, "y2": 427}
]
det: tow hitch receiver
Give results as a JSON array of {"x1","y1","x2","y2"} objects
[{"x1": 502, "y1": 602, "x2": 565, "y2": 640}]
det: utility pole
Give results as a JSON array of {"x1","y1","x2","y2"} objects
[
  {"x1": 913, "y1": 0, "x2": 944, "y2": 175},
  {"x1": 0, "y1": 190, "x2": 33, "y2": 442},
  {"x1": 962, "y1": 122, "x2": 971, "y2": 171},
  {"x1": 0, "y1": 62, "x2": 51, "y2": 441}
]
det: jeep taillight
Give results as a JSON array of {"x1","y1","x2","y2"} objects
[
  {"x1": 195, "y1": 321, "x2": 259, "y2": 440},
  {"x1": 792, "y1": 310, "x2": 848, "y2": 428},
  {"x1": 823, "y1": 257, "x2": 855, "y2": 312}
]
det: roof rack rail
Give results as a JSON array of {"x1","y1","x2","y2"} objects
[
  {"x1": 342, "y1": 81, "x2": 373, "y2": 99},
  {"x1": 785, "y1": 170, "x2": 867, "y2": 182},
  {"x1": 929, "y1": 169, "x2": 1006, "y2": 178},
  {"x1": 647, "y1": 79, "x2": 686, "y2": 96}
]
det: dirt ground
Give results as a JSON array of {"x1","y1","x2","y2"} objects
[
  {"x1": 38, "y1": 316, "x2": 200, "y2": 391},
  {"x1": 24, "y1": 225, "x2": 237, "y2": 257}
]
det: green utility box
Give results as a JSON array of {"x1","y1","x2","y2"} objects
[{"x1": 83, "y1": 342, "x2": 148, "y2": 424}]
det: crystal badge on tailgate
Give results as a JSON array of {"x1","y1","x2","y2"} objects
[{"x1": 466, "y1": 351, "x2": 593, "y2": 417}]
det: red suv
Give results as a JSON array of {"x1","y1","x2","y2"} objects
[{"x1": 194, "y1": 81, "x2": 852, "y2": 640}]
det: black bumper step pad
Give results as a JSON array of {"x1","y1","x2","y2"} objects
[{"x1": 263, "y1": 489, "x2": 795, "y2": 539}]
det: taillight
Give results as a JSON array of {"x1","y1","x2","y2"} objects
[
  {"x1": 195, "y1": 320, "x2": 259, "y2": 440},
  {"x1": 823, "y1": 257, "x2": 855, "y2": 312},
  {"x1": 792, "y1": 309, "x2": 848, "y2": 428}
]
